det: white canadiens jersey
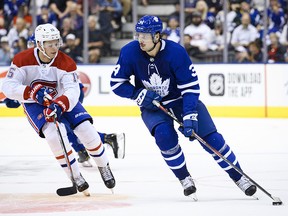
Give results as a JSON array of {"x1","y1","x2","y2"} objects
[{"x1": 2, "y1": 48, "x2": 80, "y2": 111}]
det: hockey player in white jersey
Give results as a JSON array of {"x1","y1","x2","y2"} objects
[{"x1": 2, "y1": 23, "x2": 116, "y2": 194}]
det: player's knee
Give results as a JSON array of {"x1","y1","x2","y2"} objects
[
  {"x1": 202, "y1": 132, "x2": 225, "y2": 153},
  {"x1": 154, "y1": 123, "x2": 178, "y2": 151},
  {"x1": 74, "y1": 120, "x2": 101, "y2": 145},
  {"x1": 42, "y1": 123, "x2": 66, "y2": 153}
]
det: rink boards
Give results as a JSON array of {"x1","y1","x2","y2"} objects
[{"x1": 1, "y1": 64, "x2": 288, "y2": 118}]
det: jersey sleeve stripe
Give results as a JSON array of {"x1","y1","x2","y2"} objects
[
  {"x1": 111, "y1": 77, "x2": 129, "y2": 82},
  {"x1": 111, "y1": 82, "x2": 123, "y2": 91},
  {"x1": 177, "y1": 80, "x2": 199, "y2": 89},
  {"x1": 181, "y1": 89, "x2": 201, "y2": 95}
]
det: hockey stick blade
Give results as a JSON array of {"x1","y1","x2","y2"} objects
[{"x1": 57, "y1": 183, "x2": 77, "y2": 196}]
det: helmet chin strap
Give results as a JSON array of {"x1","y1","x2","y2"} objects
[
  {"x1": 147, "y1": 34, "x2": 160, "y2": 53},
  {"x1": 38, "y1": 41, "x2": 56, "y2": 60}
]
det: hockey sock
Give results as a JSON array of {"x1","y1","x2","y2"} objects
[
  {"x1": 202, "y1": 132, "x2": 242, "y2": 181},
  {"x1": 42, "y1": 122, "x2": 81, "y2": 178},
  {"x1": 155, "y1": 123, "x2": 191, "y2": 180},
  {"x1": 73, "y1": 120, "x2": 109, "y2": 167}
]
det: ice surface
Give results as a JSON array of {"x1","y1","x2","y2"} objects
[{"x1": 0, "y1": 117, "x2": 287, "y2": 216}]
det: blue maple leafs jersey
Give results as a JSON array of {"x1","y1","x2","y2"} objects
[{"x1": 110, "y1": 39, "x2": 200, "y2": 115}]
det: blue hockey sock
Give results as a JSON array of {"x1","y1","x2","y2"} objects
[
  {"x1": 155, "y1": 123, "x2": 190, "y2": 180},
  {"x1": 202, "y1": 132, "x2": 242, "y2": 181},
  {"x1": 98, "y1": 132, "x2": 105, "y2": 144}
]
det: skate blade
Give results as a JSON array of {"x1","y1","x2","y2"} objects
[
  {"x1": 82, "y1": 189, "x2": 90, "y2": 196},
  {"x1": 81, "y1": 160, "x2": 93, "y2": 168},
  {"x1": 187, "y1": 193, "x2": 198, "y2": 201},
  {"x1": 110, "y1": 188, "x2": 114, "y2": 194}
]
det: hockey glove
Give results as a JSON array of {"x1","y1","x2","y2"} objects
[
  {"x1": 133, "y1": 88, "x2": 162, "y2": 111},
  {"x1": 178, "y1": 111, "x2": 198, "y2": 139},
  {"x1": 30, "y1": 84, "x2": 52, "y2": 105},
  {"x1": 44, "y1": 96, "x2": 69, "y2": 122}
]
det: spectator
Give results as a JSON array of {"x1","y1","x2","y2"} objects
[
  {"x1": 242, "y1": 41, "x2": 263, "y2": 63},
  {"x1": 240, "y1": 0, "x2": 261, "y2": 28},
  {"x1": 34, "y1": 0, "x2": 50, "y2": 14},
  {"x1": 183, "y1": 11, "x2": 212, "y2": 56},
  {"x1": 13, "y1": 36, "x2": 27, "y2": 54},
  {"x1": 230, "y1": 12, "x2": 259, "y2": 62},
  {"x1": 7, "y1": 17, "x2": 29, "y2": 56},
  {"x1": 162, "y1": 16, "x2": 181, "y2": 44},
  {"x1": 76, "y1": 0, "x2": 99, "y2": 15},
  {"x1": 267, "y1": 0, "x2": 286, "y2": 34},
  {"x1": 60, "y1": 17, "x2": 81, "y2": 50},
  {"x1": 48, "y1": 0, "x2": 74, "y2": 24},
  {"x1": 3, "y1": 0, "x2": 26, "y2": 28},
  {"x1": 195, "y1": 0, "x2": 215, "y2": 29},
  {"x1": 88, "y1": 15, "x2": 105, "y2": 63},
  {"x1": 216, "y1": 0, "x2": 241, "y2": 33},
  {"x1": 98, "y1": 0, "x2": 123, "y2": 35},
  {"x1": 13, "y1": 4, "x2": 32, "y2": 28},
  {"x1": 68, "y1": 2, "x2": 83, "y2": 31},
  {"x1": 228, "y1": 0, "x2": 242, "y2": 30},
  {"x1": 0, "y1": 36, "x2": 11, "y2": 65},
  {"x1": 120, "y1": 0, "x2": 131, "y2": 23},
  {"x1": 279, "y1": 22, "x2": 288, "y2": 46},
  {"x1": 0, "y1": 16, "x2": 7, "y2": 39},
  {"x1": 36, "y1": 5, "x2": 58, "y2": 26},
  {"x1": 61, "y1": 33, "x2": 83, "y2": 63},
  {"x1": 209, "y1": 20, "x2": 231, "y2": 51},
  {"x1": 267, "y1": 33, "x2": 286, "y2": 63},
  {"x1": 205, "y1": 0, "x2": 222, "y2": 14}
]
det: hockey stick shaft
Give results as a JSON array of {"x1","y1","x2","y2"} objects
[
  {"x1": 152, "y1": 100, "x2": 282, "y2": 204},
  {"x1": 53, "y1": 116, "x2": 77, "y2": 196}
]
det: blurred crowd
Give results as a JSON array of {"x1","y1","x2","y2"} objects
[{"x1": 0, "y1": 0, "x2": 288, "y2": 65}]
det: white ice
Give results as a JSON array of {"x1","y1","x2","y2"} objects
[{"x1": 0, "y1": 116, "x2": 287, "y2": 216}]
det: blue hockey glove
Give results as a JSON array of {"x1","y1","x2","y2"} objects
[
  {"x1": 4, "y1": 98, "x2": 21, "y2": 108},
  {"x1": 133, "y1": 88, "x2": 162, "y2": 111},
  {"x1": 30, "y1": 84, "x2": 52, "y2": 105},
  {"x1": 178, "y1": 111, "x2": 198, "y2": 139}
]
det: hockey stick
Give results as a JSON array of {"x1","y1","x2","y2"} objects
[
  {"x1": 152, "y1": 100, "x2": 283, "y2": 206},
  {"x1": 53, "y1": 116, "x2": 78, "y2": 196}
]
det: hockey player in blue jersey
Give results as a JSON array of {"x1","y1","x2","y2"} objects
[{"x1": 110, "y1": 15, "x2": 257, "y2": 198}]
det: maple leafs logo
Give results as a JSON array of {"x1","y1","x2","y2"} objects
[{"x1": 142, "y1": 73, "x2": 170, "y2": 97}]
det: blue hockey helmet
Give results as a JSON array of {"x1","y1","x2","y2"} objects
[
  {"x1": 135, "y1": 15, "x2": 163, "y2": 35},
  {"x1": 27, "y1": 33, "x2": 36, "y2": 48}
]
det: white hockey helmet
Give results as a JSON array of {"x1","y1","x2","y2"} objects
[
  {"x1": 34, "y1": 23, "x2": 62, "y2": 59},
  {"x1": 35, "y1": 23, "x2": 61, "y2": 42}
]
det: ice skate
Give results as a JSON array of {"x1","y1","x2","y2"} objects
[
  {"x1": 235, "y1": 175, "x2": 257, "y2": 196},
  {"x1": 98, "y1": 163, "x2": 116, "y2": 191},
  {"x1": 74, "y1": 174, "x2": 90, "y2": 196},
  {"x1": 77, "y1": 149, "x2": 93, "y2": 167},
  {"x1": 104, "y1": 133, "x2": 126, "y2": 159},
  {"x1": 180, "y1": 176, "x2": 197, "y2": 201}
]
